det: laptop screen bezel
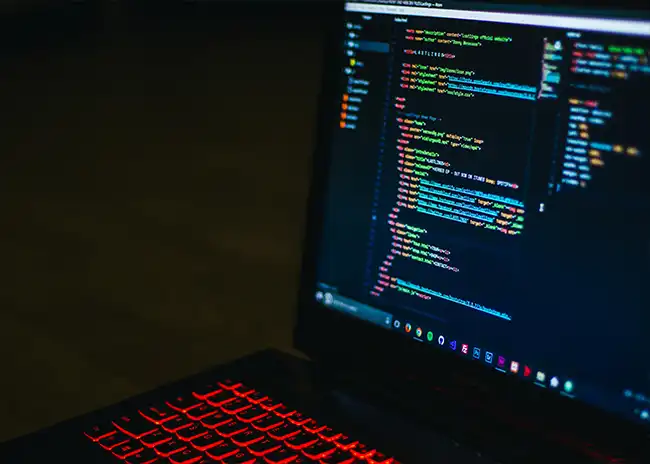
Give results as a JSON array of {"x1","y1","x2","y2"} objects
[{"x1": 293, "y1": 0, "x2": 650, "y2": 456}]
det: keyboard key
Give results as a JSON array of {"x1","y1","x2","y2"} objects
[
  {"x1": 187, "y1": 403, "x2": 219, "y2": 421},
  {"x1": 201, "y1": 411, "x2": 232, "y2": 429},
  {"x1": 259, "y1": 398, "x2": 283, "y2": 411},
  {"x1": 163, "y1": 415, "x2": 193, "y2": 433},
  {"x1": 233, "y1": 385, "x2": 255, "y2": 397},
  {"x1": 113, "y1": 414, "x2": 158, "y2": 439},
  {"x1": 169, "y1": 447, "x2": 204, "y2": 464},
  {"x1": 84, "y1": 424, "x2": 116, "y2": 442},
  {"x1": 191, "y1": 431, "x2": 223, "y2": 451},
  {"x1": 155, "y1": 439, "x2": 187, "y2": 457},
  {"x1": 264, "y1": 447, "x2": 299, "y2": 464},
  {"x1": 124, "y1": 448, "x2": 160, "y2": 464},
  {"x1": 216, "y1": 420, "x2": 248, "y2": 437},
  {"x1": 193, "y1": 383, "x2": 224, "y2": 400},
  {"x1": 272, "y1": 405, "x2": 295, "y2": 419},
  {"x1": 237, "y1": 406, "x2": 267, "y2": 423},
  {"x1": 112, "y1": 440, "x2": 144, "y2": 459},
  {"x1": 246, "y1": 392, "x2": 268, "y2": 404},
  {"x1": 321, "y1": 450, "x2": 356, "y2": 464},
  {"x1": 333, "y1": 435, "x2": 358, "y2": 450},
  {"x1": 302, "y1": 420, "x2": 326, "y2": 433},
  {"x1": 218, "y1": 379, "x2": 242, "y2": 390},
  {"x1": 177, "y1": 423, "x2": 208, "y2": 441},
  {"x1": 166, "y1": 395, "x2": 202, "y2": 413},
  {"x1": 198, "y1": 460, "x2": 220, "y2": 464},
  {"x1": 222, "y1": 450, "x2": 260, "y2": 464},
  {"x1": 350, "y1": 444, "x2": 375, "y2": 459},
  {"x1": 222, "y1": 398, "x2": 252, "y2": 414},
  {"x1": 251, "y1": 415, "x2": 283, "y2": 431},
  {"x1": 368, "y1": 453, "x2": 393, "y2": 464},
  {"x1": 206, "y1": 441, "x2": 240, "y2": 460},
  {"x1": 99, "y1": 431, "x2": 130, "y2": 450},
  {"x1": 286, "y1": 413, "x2": 310, "y2": 426},
  {"x1": 247, "y1": 438, "x2": 281, "y2": 456},
  {"x1": 231, "y1": 429, "x2": 265, "y2": 446},
  {"x1": 140, "y1": 405, "x2": 179, "y2": 424},
  {"x1": 207, "y1": 390, "x2": 237, "y2": 407},
  {"x1": 285, "y1": 432, "x2": 319, "y2": 450},
  {"x1": 318, "y1": 427, "x2": 342, "y2": 442},
  {"x1": 141, "y1": 430, "x2": 172, "y2": 448},
  {"x1": 268, "y1": 423, "x2": 300, "y2": 440},
  {"x1": 302, "y1": 441, "x2": 336, "y2": 460}
]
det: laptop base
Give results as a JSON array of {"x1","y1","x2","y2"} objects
[{"x1": 0, "y1": 349, "x2": 492, "y2": 464}]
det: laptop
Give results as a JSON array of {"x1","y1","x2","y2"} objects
[{"x1": 2, "y1": 0, "x2": 650, "y2": 462}]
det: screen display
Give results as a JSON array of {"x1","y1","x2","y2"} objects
[{"x1": 314, "y1": 0, "x2": 650, "y2": 425}]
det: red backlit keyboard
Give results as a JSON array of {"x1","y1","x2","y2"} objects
[{"x1": 84, "y1": 379, "x2": 399, "y2": 464}]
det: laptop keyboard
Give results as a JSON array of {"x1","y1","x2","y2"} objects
[{"x1": 84, "y1": 379, "x2": 399, "y2": 464}]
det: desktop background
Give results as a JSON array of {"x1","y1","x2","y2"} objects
[{"x1": 0, "y1": 0, "x2": 331, "y2": 442}]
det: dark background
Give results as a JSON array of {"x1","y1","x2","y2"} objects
[{"x1": 0, "y1": 0, "x2": 331, "y2": 442}]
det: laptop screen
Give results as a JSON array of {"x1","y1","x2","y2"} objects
[{"x1": 313, "y1": 0, "x2": 650, "y2": 425}]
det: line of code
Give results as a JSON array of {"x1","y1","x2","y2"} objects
[{"x1": 405, "y1": 29, "x2": 514, "y2": 47}]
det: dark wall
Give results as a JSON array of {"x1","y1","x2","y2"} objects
[{"x1": 0, "y1": 1, "x2": 332, "y2": 441}]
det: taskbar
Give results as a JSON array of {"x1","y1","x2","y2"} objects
[{"x1": 313, "y1": 283, "x2": 649, "y2": 427}]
